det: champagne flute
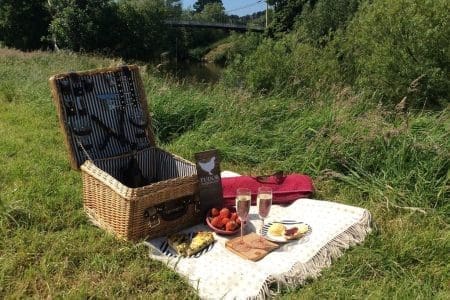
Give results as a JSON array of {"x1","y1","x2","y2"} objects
[
  {"x1": 256, "y1": 187, "x2": 272, "y2": 246},
  {"x1": 235, "y1": 188, "x2": 251, "y2": 251}
]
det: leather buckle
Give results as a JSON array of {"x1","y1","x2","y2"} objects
[
  {"x1": 194, "y1": 197, "x2": 201, "y2": 213},
  {"x1": 144, "y1": 207, "x2": 160, "y2": 228}
]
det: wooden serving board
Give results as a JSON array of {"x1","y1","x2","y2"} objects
[{"x1": 225, "y1": 233, "x2": 279, "y2": 261}]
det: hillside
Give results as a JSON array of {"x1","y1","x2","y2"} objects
[{"x1": 0, "y1": 48, "x2": 449, "y2": 298}]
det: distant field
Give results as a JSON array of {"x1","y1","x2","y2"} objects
[{"x1": 0, "y1": 49, "x2": 448, "y2": 299}]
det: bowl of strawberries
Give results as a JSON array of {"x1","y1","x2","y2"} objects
[{"x1": 206, "y1": 207, "x2": 241, "y2": 235}]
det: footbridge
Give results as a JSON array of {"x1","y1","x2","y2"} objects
[{"x1": 165, "y1": 20, "x2": 264, "y2": 32}]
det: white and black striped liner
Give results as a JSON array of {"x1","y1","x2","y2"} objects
[
  {"x1": 159, "y1": 232, "x2": 215, "y2": 258},
  {"x1": 94, "y1": 147, "x2": 197, "y2": 183},
  {"x1": 56, "y1": 68, "x2": 152, "y2": 165}
]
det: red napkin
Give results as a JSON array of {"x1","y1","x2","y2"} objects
[{"x1": 221, "y1": 174, "x2": 314, "y2": 206}]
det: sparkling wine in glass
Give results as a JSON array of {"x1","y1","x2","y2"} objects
[
  {"x1": 257, "y1": 187, "x2": 272, "y2": 246},
  {"x1": 235, "y1": 188, "x2": 251, "y2": 251}
]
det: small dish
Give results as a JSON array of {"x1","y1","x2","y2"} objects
[
  {"x1": 262, "y1": 220, "x2": 311, "y2": 243},
  {"x1": 206, "y1": 207, "x2": 241, "y2": 236}
]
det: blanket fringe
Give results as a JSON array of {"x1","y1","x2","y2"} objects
[{"x1": 254, "y1": 210, "x2": 372, "y2": 299}]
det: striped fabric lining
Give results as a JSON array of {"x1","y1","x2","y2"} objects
[
  {"x1": 94, "y1": 147, "x2": 197, "y2": 185},
  {"x1": 56, "y1": 68, "x2": 151, "y2": 166}
]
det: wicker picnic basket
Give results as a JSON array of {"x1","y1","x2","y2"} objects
[{"x1": 49, "y1": 65, "x2": 201, "y2": 241}]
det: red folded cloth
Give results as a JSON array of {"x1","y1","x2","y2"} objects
[{"x1": 221, "y1": 174, "x2": 314, "y2": 206}]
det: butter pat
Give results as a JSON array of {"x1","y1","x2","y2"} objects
[{"x1": 268, "y1": 223, "x2": 285, "y2": 236}]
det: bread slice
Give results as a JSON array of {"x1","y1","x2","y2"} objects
[
  {"x1": 168, "y1": 232, "x2": 214, "y2": 257},
  {"x1": 167, "y1": 233, "x2": 190, "y2": 256},
  {"x1": 187, "y1": 231, "x2": 214, "y2": 256}
]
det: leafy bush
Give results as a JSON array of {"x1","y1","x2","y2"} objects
[
  {"x1": 296, "y1": 0, "x2": 361, "y2": 44},
  {"x1": 0, "y1": 0, "x2": 51, "y2": 50},
  {"x1": 267, "y1": 0, "x2": 306, "y2": 34},
  {"x1": 337, "y1": 0, "x2": 450, "y2": 107},
  {"x1": 226, "y1": 0, "x2": 449, "y2": 108},
  {"x1": 224, "y1": 38, "x2": 288, "y2": 92},
  {"x1": 226, "y1": 0, "x2": 359, "y2": 94},
  {"x1": 226, "y1": 33, "x2": 263, "y2": 62},
  {"x1": 224, "y1": 34, "x2": 339, "y2": 95}
]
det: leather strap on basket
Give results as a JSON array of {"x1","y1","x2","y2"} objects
[
  {"x1": 113, "y1": 69, "x2": 127, "y2": 146},
  {"x1": 255, "y1": 171, "x2": 286, "y2": 184},
  {"x1": 158, "y1": 197, "x2": 190, "y2": 221},
  {"x1": 75, "y1": 137, "x2": 94, "y2": 162},
  {"x1": 120, "y1": 66, "x2": 139, "y2": 108},
  {"x1": 144, "y1": 196, "x2": 201, "y2": 228}
]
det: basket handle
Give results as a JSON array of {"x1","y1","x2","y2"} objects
[
  {"x1": 144, "y1": 196, "x2": 194, "y2": 226},
  {"x1": 254, "y1": 171, "x2": 286, "y2": 184},
  {"x1": 157, "y1": 196, "x2": 190, "y2": 221}
]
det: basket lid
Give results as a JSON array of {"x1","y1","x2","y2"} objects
[{"x1": 49, "y1": 65, "x2": 156, "y2": 170}]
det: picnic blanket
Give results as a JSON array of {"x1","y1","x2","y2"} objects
[{"x1": 146, "y1": 198, "x2": 372, "y2": 299}]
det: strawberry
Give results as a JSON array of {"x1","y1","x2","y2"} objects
[
  {"x1": 219, "y1": 208, "x2": 230, "y2": 218},
  {"x1": 226, "y1": 220, "x2": 237, "y2": 231},
  {"x1": 221, "y1": 217, "x2": 230, "y2": 226},
  {"x1": 230, "y1": 212, "x2": 238, "y2": 221},
  {"x1": 211, "y1": 208, "x2": 220, "y2": 217},
  {"x1": 210, "y1": 216, "x2": 221, "y2": 228}
]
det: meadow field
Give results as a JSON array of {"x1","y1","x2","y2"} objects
[{"x1": 0, "y1": 49, "x2": 448, "y2": 298}]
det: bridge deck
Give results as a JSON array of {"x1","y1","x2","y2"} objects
[{"x1": 165, "y1": 20, "x2": 264, "y2": 32}]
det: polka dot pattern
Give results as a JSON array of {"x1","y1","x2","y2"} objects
[{"x1": 146, "y1": 198, "x2": 371, "y2": 299}]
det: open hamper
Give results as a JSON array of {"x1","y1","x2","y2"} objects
[{"x1": 49, "y1": 65, "x2": 201, "y2": 241}]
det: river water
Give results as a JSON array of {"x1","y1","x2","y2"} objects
[{"x1": 151, "y1": 61, "x2": 224, "y2": 84}]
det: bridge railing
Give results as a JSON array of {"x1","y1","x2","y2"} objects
[{"x1": 165, "y1": 20, "x2": 264, "y2": 32}]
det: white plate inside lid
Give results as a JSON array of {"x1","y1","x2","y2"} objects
[{"x1": 262, "y1": 220, "x2": 311, "y2": 243}]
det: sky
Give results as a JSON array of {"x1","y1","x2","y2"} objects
[{"x1": 181, "y1": 0, "x2": 266, "y2": 17}]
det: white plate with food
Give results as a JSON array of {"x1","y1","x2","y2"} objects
[
  {"x1": 160, "y1": 231, "x2": 215, "y2": 258},
  {"x1": 262, "y1": 220, "x2": 311, "y2": 243}
]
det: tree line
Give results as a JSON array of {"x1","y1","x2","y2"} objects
[
  {"x1": 0, "y1": 0, "x2": 257, "y2": 61},
  {"x1": 225, "y1": 0, "x2": 449, "y2": 108}
]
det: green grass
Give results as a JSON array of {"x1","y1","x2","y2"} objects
[{"x1": 0, "y1": 48, "x2": 449, "y2": 299}]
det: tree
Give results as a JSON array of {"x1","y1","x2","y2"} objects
[
  {"x1": 297, "y1": 0, "x2": 361, "y2": 44},
  {"x1": 193, "y1": 0, "x2": 223, "y2": 13},
  {"x1": 48, "y1": 0, "x2": 185, "y2": 60},
  {"x1": 116, "y1": 0, "x2": 181, "y2": 60},
  {"x1": 49, "y1": 0, "x2": 120, "y2": 52},
  {"x1": 0, "y1": 0, "x2": 51, "y2": 50},
  {"x1": 267, "y1": 0, "x2": 308, "y2": 34},
  {"x1": 199, "y1": 3, "x2": 226, "y2": 22},
  {"x1": 184, "y1": 2, "x2": 228, "y2": 51}
]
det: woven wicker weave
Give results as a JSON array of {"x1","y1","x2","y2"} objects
[
  {"x1": 81, "y1": 159, "x2": 199, "y2": 241},
  {"x1": 49, "y1": 65, "x2": 201, "y2": 241}
]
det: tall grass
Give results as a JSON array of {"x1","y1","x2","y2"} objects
[{"x1": 0, "y1": 48, "x2": 448, "y2": 298}]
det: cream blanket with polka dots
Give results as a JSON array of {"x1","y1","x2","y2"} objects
[{"x1": 146, "y1": 198, "x2": 372, "y2": 299}]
